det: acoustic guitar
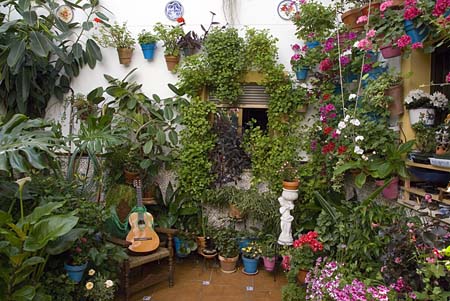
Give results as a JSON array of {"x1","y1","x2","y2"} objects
[{"x1": 126, "y1": 179, "x2": 160, "y2": 253}]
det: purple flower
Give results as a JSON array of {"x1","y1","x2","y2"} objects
[
  {"x1": 291, "y1": 53, "x2": 301, "y2": 61},
  {"x1": 292, "y1": 43, "x2": 301, "y2": 51},
  {"x1": 339, "y1": 56, "x2": 351, "y2": 66},
  {"x1": 363, "y1": 64, "x2": 372, "y2": 73},
  {"x1": 324, "y1": 38, "x2": 335, "y2": 52}
]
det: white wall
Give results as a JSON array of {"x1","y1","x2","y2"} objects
[{"x1": 46, "y1": 0, "x2": 299, "y2": 131}]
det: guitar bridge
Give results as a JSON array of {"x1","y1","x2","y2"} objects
[{"x1": 134, "y1": 237, "x2": 153, "y2": 241}]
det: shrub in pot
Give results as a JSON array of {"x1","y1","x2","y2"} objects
[
  {"x1": 213, "y1": 227, "x2": 239, "y2": 273},
  {"x1": 153, "y1": 22, "x2": 184, "y2": 71},
  {"x1": 95, "y1": 22, "x2": 135, "y2": 65},
  {"x1": 137, "y1": 30, "x2": 158, "y2": 60}
]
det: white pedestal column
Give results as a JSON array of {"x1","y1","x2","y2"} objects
[{"x1": 277, "y1": 188, "x2": 298, "y2": 246}]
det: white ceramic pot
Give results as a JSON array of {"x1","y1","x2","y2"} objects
[
  {"x1": 281, "y1": 188, "x2": 298, "y2": 202},
  {"x1": 409, "y1": 108, "x2": 435, "y2": 125}
]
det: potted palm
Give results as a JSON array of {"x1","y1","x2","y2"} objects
[
  {"x1": 153, "y1": 22, "x2": 184, "y2": 71},
  {"x1": 137, "y1": 30, "x2": 158, "y2": 60},
  {"x1": 213, "y1": 227, "x2": 239, "y2": 273},
  {"x1": 95, "y1": 22, "x2": 135, "y2": 65}
]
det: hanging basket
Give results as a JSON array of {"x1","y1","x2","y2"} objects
[
  {"x1": 164, "y1": 55, "x2": 180, "y2": 71},
  {"x1": 341, "y1": 7, "x2": 364, "y2": 31},
  {"x1": 295, "y1": 68, "x2": 309, "y2": 80},
  {"x1": 380, "y1": 44, "x2": 401, "y2": 59},
  {"x1": 117, "y1": 48, "x2": 133, "y2": 65}
]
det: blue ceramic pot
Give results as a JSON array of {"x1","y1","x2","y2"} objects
[
  {"x1": 305, "y1": 41, "x2": 320, "y2": 49},
  {"x1": 295, "y1": 68, "x2": 309, "y2": 80},
  {"x1": 242, "y1": 256, "x2": 259, "y2": 274},
  {"x1": 174, "y1": 236, "x2": 189, "y2": 258},
  {"x1": 404, "y1": 20, "x2": 428, "y2": 44},
  {"x1": 140, "y1": 43, "x2": 156, "y2": 60},
  {"x1": 64, "y1": 262, "x2": 87, "y2": 283}
]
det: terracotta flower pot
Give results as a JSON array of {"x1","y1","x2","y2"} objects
[
  {"x1": 385, "y1": 84, "x2": 404, "y2": 116},
  {"x1": 164, "y1": 55, "x2": 180, "y2": 71},
  {"x1": 341, "y1": 7, "x2": 364, "y2": 31},
  {"x1": 117, "y1": 48, "x2": 133, "y2": 65},
  {"x1": 380, "y1": 44, "x2": 402, "y2": 59},
  {"x1": 218, "y1": 254, "x2": 239, "y2": 273},
  {"x1": 123, "y1": 169, "x2": 139, "y2": 185},
  {"x1": 360, "y1": 2, "x2": 381, "y2": 16},
  {"x1": 282, "y1": 179, "x2": 299, "y2": 190},
  {"x1": 297, "y1": 269, "x2": 308, "y2": 285}
]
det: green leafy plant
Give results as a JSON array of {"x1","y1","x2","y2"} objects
[
  {"x1": 0, "y1": 0, "x2": 104, "y2": 117},
  {"x1": 362, "y1": 71, "x2": 404, "y2": 109},
  {"x1": 95, "y1": 21, "x2": 135, "y2": 49},
  {"x1": 137, "y1": 29, "x2": 158, "y2": 44},
  {"x1": 292, "y1": 0, "x2": 335, "y2": 41},
  {"x1": 83, "y1": 271, "x2": 116, "y2": 301},
  {"x1": 241, "y1": 241, "x2": 262, "y2": 259},
  {"x1": 213, "y1": 226, "x2": 239, "y2": 258},
  {"x1": 412, "y1": 121, "x2": 437, "y2": 153},
  {"x1": 153, "y1": 22, "x2": 184, "y2": 56}
]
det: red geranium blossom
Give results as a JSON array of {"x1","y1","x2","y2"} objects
[
  {"x1": 176, "y1": 17, "x2": 185, "y2": 24},
  {"x1": 93, "y1": 17, "x2": 102, "y2": 23}
]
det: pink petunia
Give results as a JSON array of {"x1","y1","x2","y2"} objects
[
  {"x1": 412, "y1": 42, "x2": 423, "y2": 49},
  {"x1": 292, "y1": 44, "x2": 301, "y2": 51},
  {"x1": 380, "y1": 0, "x2": 393, "y2": 11},
  {"x1": 396, "y1": 35, "x2": 412, "y2": 48},
  {"x1": 357, "y1": 15, "x2": 368, "y2": 24}
]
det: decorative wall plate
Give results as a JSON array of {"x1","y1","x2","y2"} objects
[
  {"x1": 165, "y1": 1, "x2": 184, "y2": 21},
  {"x1": 277, "y1": 0, "x2": 298, "y2": 20},
  {"x1": 56, "y1": 5, "x2": 74, "y2": 23}
]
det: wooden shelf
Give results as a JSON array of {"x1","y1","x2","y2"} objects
[
  {"x1": 406, "y1": 160, "x2": 450, "y2": 172},
  {"x1": 397, "y1": 198, "x2": 450, "y2": 225},
  {"x1": 403, "y1": 186, "x2": 450, "y2": 205}
]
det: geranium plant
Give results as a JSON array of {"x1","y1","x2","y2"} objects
[
  {"x1": 241, "y1": 241, "x2": 262, "y2": 259},
  {"x1": 278, "y1": 161, "x2": 299, "y2": 182},
  {"x1": 68, "y1": 237, "x2": 93, "y2": 266},
  {"x1": 405, "y1": 89, "x2": 448, "y2": 109},
  {"x1": 290, "y1": 43, "x2": 306, "y2": 72},
  {"x1": 290, "y1": 231, "x2": 323, "y2": 270}
]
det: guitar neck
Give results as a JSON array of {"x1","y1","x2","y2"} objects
[{"x1": 136, "y1": 184, "x2": 143, "y2": 207}]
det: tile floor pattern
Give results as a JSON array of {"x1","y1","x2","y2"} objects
[{"x1": 126, "y1": 256, "x2": 287, "y2": 301}]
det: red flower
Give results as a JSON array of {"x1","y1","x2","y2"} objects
[
  {"x1": 323, "y1": 94, "x2": 331, "y2": 101},
  {"x1": 80, "y1": 237, "x2": 87, "y2": 243},
  {"x1": 324, "y1": 126, "x2": 333, "y2": 135},
  {"x1": 93, "y1": 17, "x2": 102, "y2": 23},
  {"x1": 338, "y1": 145, "x2": 347, "y2": 154},
  {"x1": 176, "y1": 17, "x2": 185, "y2": 24}
]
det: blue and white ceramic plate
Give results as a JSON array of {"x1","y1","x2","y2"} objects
[{"x1": 165, "y1": 1, "x2": 184, "y2": 21}]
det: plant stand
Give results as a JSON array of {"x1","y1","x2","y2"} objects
[{"x1": 277, "y1": 188, "x2": 298, "y2": 245}]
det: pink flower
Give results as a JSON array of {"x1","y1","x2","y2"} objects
[
  {"x1": 404, "y1": 6, "x2": 422, "y2": 20},
  {"x1": 348, "y1": 32, "x2": 357, "y2": 40},
  {"x1": 291, "y1": 54, "x2": 301, "y2": 61},
  {"x1": 394, "y1": 257, "x2": 402, "y2": 264},
  {"x1": 445, "y1": 71, "x2": 450, "y2": 83},
  {"x1": 357, "y1": 15, "x2": 368, "y2": 24},
  {"x1": 319, "y1": 58, "x2": 333, "y2": 71},
  {"x1": 433, "y1": 0, "x2": 450, "y2": 16},
  {"x1": 405, "y1": 0, "x2": 417, "y2": 6},
  {"x1": 339, "y1": 56, "x2": 351, "y2": 66},
  {"x1": 363, "y1": 63, "x2": 372, "y2": 73},
  {"x1": 396, "y1": 35, "x2": 411, "y2": 48},
  {"x1": 292, "y1": 44, "x2": 301, "y2": 51},
  {"x1": 366, "y1": 29, "x2": 376, "y2": 38},
  {"x1": 357, "y1": 38, "x2": 373, "y2": 50},
  {"x1": 412, "y1": 42, "x2": 423, "y2": 49},
  {"x1": 380, "y1": 0, "x2": 393, "y2": 11},
  {"x1": 426, "y1": 256, "x2": 436, "y2": 263}
]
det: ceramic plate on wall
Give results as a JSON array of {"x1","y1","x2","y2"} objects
[
  {"x1": 277, "y1": 0, "x2": 298, "y2": 20},
  {"x1": 165, "y1": 1, "x2": 184, "y2": 21},
  {"x1": 56, "y1": 5, "x2": 74, "y2": 23}
]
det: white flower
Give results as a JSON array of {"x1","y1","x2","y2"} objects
[
  {"x1": 430, "y1": 91, "x2": 448, "y2": 109},
  {"x1": 354, "y1": 145, "x2": 364, "y2": 155},
  {"x1": 353, "y1": 41, "x2": 360, "y2": 48},
  {"x1": 335, "y1": 129, "x2": 341, "y2": 135},
  {"x1": 88, "y1": 269, "x2": 96, "y2": 276},
  {"x1": 355, "y1": 135, "x2": 364, "y2": 142},
  {"x1": 338, "y1": 121, "x2": 347, "y2": 130},
  {"x1": 361, "y1": 155, "x2": 369, "y2": 161},
  {"x1": 15, "y1": 177, "x2": 31, "y2": 190},
  {"x1": 350, "y1": 118, "x2": 360, "y2": 126},
  {"x1": 105, "y1": 280, "x2": 114, "y2": 288},
  {"x1": 85, "y1": 282, "x2": 94, "y2": 290},
  {"x1": 372, "y1": 151, "x2": 377, "y2": 154},
  {"x1": 348, "y1": 94, "x2": 357, "y2": 100},
  {"x1": 343, "y1": 49, "x2": 352, "y2": 56},
  {"x1": 344, "y1": 114, "x2": 350, "y2": 122},
  {"x1": 405, "y1": 89, "x2": 431, "y2": 106}
]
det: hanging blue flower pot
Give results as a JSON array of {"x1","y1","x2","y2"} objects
[
  {"x1": 64, "y1": 262, "x2": 87, "y2": 283},
  {"x1": 305, "y1": 40, "x2": 320, "y2": 49},
  {"x1": 362, "y1": 66, "x2": 387, "y2": 87},
  {"x1": 295, "y1": 68, "x2": 309, "y2": 80},
  {"x1": 404, "y1": 20, "x2": 428, "y2": 44},
  {"x1": 343, "y1": 73, "x2": 358, "y2": 83},
  {"x1": 242, "y1": 256, "x2": 259, "y2": 274},
  {"x1": 140, "y1": 43, "x2": 156, "y2": 60}
]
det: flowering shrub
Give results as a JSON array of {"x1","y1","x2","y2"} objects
[
  {"x1": 289, "y1": 231, "x2": 323, "y2": 270},
  {"x1": 290, "y1": 43, "x2": 306, "y2": 71},
  {"x1": 83, "y1": 269, "x2": 116, "y2": 301},
  {"x1": 241, "y1": 241, "x2": 262, "y2": 259},
  {"x1": 278, "y1": 161, "x2": 299, "y2": 182}
]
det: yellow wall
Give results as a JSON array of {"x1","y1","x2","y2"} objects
[{"x1": 400, "y1": 50, "x2": 431, "y2": 142}]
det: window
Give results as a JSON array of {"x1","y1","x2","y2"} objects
[{"x1": 431, "y1": 41, "x2": 450, "y2": 123}]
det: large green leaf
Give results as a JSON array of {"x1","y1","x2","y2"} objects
[
  {"x1": 46, "y1": 228, "x2": 87, "y2": 255},
  {"x1": 0, "y1": 21, "x2": 18, "y2": 33},
  {"x1": 18, "y1": 202, "x2": 65, "y2": 228},
  {"x1": 11, "y1": 285, "x2": 35, "y2": 301},
  {"x1": 23, "y1": 213, "x2": 78, "y2": 252},
  {"x1": 29, "y1": 32, "x2": 51, "y2": 57},
  {"x1": 86, "y1": 39, "x2": 102, "y2": 61},
  {"x1": 7, "y1": 40, "x2": 25, "y2": 67}
]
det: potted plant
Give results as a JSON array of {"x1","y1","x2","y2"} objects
[
  {"x1": 213, "y1": 227, "x2": 239, "y2": 273},
  {"x1": 278, "y1": 161, "x2": 299, "y2": 190},
  {"x1": 95, "y1": 22, "x2": 135, "y2": 65},
  {"x1": 153, "y1": 22, "x2": 184, "y2": 71},
  {"x1": 70, "y1": 93, "x2": 97, "y2": 120},
  {"x1": 289, "y1": 231, "x2": 323, "y2": 285},
  {"x1": 405, "y1": 89, "x2": 448, "y2": 125},
  {"x1": 260, "y1": 234, "x2": 277, "y2": 272},
  {"x1": 362, "y1": 70, "x2": 404, "y2": 117},
  {"x1": 178, "y1": 30, "x2": 202, "y2": 56},
  {"x1": 292, "y1": 0, "x2": 335, "y2": 42},
  {"x1": 64, "y1": 237, "x2": 93, "y2": 283},
  {"x1": 137, "y1": 30, "x2": 158, "y2": 60},
  {"x1": 290, "y1": 44, "x2": 308, "y2": 80},
  {"x1": 411, "y1": 120, "x2": 437, "y2": 162},
  {"x1": 241, "y1": 241, "x2": 262, "y2": 275},
  {"x1": 371, "y1": 4, "x2": 405, "y2": 58},
  {"x1": 173, "y1": 232, "x2": 198, "y2": 258}
]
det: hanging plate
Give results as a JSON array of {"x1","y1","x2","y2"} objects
[
  {"x1": 165, "y1": 1, "x2": 184, "y2": 21},
  {"x1": 56, "y1": 5, "x2": 74, "y2": 23},
  {"x1": 277, "y1": 0, "x2": 298, "y2": 20}
]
